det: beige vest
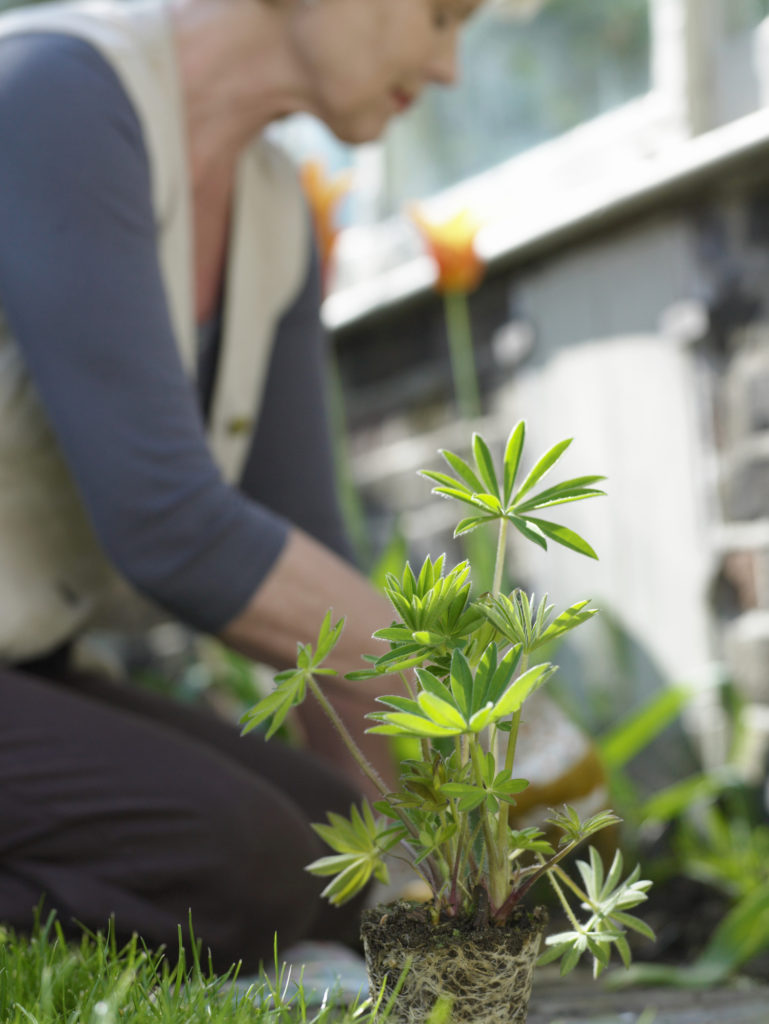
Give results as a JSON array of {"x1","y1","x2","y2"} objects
[{"x1": 0, "y1": 0, "x2": 309, "y2": 661}]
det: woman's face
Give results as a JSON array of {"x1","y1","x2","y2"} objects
[{"x1": 293, "y1": 0, "x2": 483, "y2": 144}]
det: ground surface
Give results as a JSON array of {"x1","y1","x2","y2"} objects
[{"x1": 527, "y1": 970, "x2": 769, "y2": 1023}]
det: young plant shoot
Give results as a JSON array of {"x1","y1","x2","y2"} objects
[{"x1": 241, "y1": 421, "x2": 653, "y2": 978}]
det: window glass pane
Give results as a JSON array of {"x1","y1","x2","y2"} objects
[
  {"x1": 383, "y1": 0, "x2": 651, "y2": 211},
  {"x1": 723, "y1": 0, "x2": 769, "y2": 34}
]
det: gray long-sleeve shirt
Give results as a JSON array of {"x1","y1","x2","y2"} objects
[{"x1": 0, "y1": 32, "x2": 353, "y2": 633}]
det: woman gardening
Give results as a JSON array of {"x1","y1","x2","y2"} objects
[
  {"x1": 0, "y1": 0, "x2": 495, "y2": 971},
  {"x1": 0, "y1": 0, "x2": 601, "y2": 974}
]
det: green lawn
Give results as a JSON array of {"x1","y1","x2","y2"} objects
[{"x1": 0, "y1": 915, "x2": 387, "y2": 1024}]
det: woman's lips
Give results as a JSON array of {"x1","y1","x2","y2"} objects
[{"x1": 392, "y1": 88, "x2": 415, "y2": 112}]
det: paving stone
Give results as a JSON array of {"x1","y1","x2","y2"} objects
[{"x1": 527, "y1": 971, "x2": 769, "y2": 1023}]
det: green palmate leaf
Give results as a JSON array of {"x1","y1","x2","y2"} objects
[
  {"x1": 417, "y1": 555, "x2": 439, "y2": 591},
  {"x1": 508, "y1": 827, "x2": 555, "y2": 857},
  {"x1": 495, "y1": 774, "x2": 529, "y2": 798},
  {"x1": 368, "y1": 642, "x2": 537, "y2": 737},
  {"x1": 420, "y1": 425, "x2": 605, "y2": 563},
  {"x1": 544, "y1": 806, "x2": 622, "y2": 851},
  {"x1": 472, "y1": 432, "x2": 500, "y2": 497},
  {"x1": 524, "y1": 517, "x2": 599, "y2": 559},
  {"x1": 454, "y1": 514, "x2": 495, "y2": 537},
  {"x1": 494, "y1": 662, "x2": 555, "y2": 717},
  {"x1": 509, "y1": 513, "x2": 549, "y2": 550},
  {"x1": 371, "y1": 558, "x2": 484, "y2": 675},
  {"x1": 477, "y1": 591, "x2": 528, "y2": 648},
  {"x1": 374, "y1": 626, "x2": 414, "y2": 643},
  {"x1": 411, "y1": 629, "x2": 453, "y2": 645},
  {"x1": 376, "y1": 695, "x2": 421, "y2": 715},
  {"x1": 438, "y1": 448, "x2": 485, "y2": 493},
  {"x1": 240, "y1": 670, "x2": 306, "y2": 739},
  {"x1": 615, "y1": 933, "x2": 634, "y2": 970},
  {"x1": 469, "y1": 493, "x2": 503, "y2": 514},
  {"x1": 611, "y1": 911, "x2": 656, "y2": 942},
  {"x1": 449, "y1": 648, "x2": 475, "y2": 711},
  {"x1": 467, "y1": 703, "x2": 497, "y2": 732},
  {"x1": 440, "y1": 782, "x2": 488, "y2": 812},
  {"x1": 315, "y1": 609, "x2": 345, "y2": 662},
  {"x1": 371, "y1": 647, "x2": 429, "y2": 673},
  {"x1": 372, "y1": 642, "x2": 425, "y2": 665},
  {"x1": 514, "y1": 475, "x2": 606, "y2": 514},
  {"x1": 419, "y1": 469, "x2": 474, "y2": 495},
  {"x1": 241, "y1": 611, "x2": 345, "y2": 739},
  {"x1": 417, "y1": 691, "x2": 468, "y2": 731},
  {"x1": 317, "y1": 859, "x2": 382, "y2": 906},
  {"x1": 399, "y1": 562, "x2": 417, "y2": 599},
  {"x1": 416, "y1": 668, "x2": 456, "y2": 706},
  {"x1": 303, "y1": 853, "x2": 363, "y2": 877},
  {"x1": 512, "y1": 437, "x2": 572, "y2": 504},
  {"x1": 518, "y1": 491, "x2": 609, "y2": 514},
  {"x1": 433, "y1": 486, "x2": 480, "y2": 507},
  {"x1": 483, "y1": 643, "x2": 523, "y2": 704},
  {"x1": 366, "y1": 711, "x2": 461, "y2": 738},
  {"x1": 502, "y1": 421, "x2": 526, "y2": 505},
  {"x1": 448, "y1": 656, "x2": 473, "y2": 719},
  {"x1": 308, "y1": 803, "x2": 401, "y2": 906},
  {"x1": 540, "y1": 600, "x2": 598, "y2": 646},
  {"x1": 479, "y1": 591, "x2": 598, "y2": 655}
]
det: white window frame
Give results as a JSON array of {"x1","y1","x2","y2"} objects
[{"x1": 323, "y1": 0, "x2": 769, "y2": 332}]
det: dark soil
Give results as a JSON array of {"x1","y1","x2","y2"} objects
[{"x1": 360, "y1": 899, "x2": 548, "y2": 956}]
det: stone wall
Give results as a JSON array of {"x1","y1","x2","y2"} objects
[{"x1": 331, "y1": 165, "x2": 769, "y2": 786}]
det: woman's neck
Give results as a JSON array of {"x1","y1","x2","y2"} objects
[{"x1": 169, "y1": 0, "x2": 305, "y2": 188}]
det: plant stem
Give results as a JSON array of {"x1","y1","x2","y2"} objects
[
  {"x1": 459, "y1": 733, "x2": 470, "y2": 766},
  {"x1": 549, "y1": 861, "x2": 593, "y2": 910},
  {"x1": 401, "y1": 670, "x2": 417, "y2": 700},
  {"x1": 542, "y1": 857, "x2": 583, "y2": 932},
  {"x1": 443, "y1": 291, "x2": 481, "y2": 420},
  {"x1": 494, "y1": 649, "x2": 527, "y2": 880},
  {"x1": 481, "y1": 806, "x2": 504, "y2": 909},
  {"x1": 307, "y1": 677, "x2": 389, "y2": 798},
  {"x1": 503, "y1": 841, "x2": 581, "y2": 909},
  {"x1": 494, "y1": 708, "x2": 521, "y2": 872},
  {"x1": 492, "y1": 517, "x2": 508, "y2": 598},
  {"x1": 307, "y1": 676, "x2": 447, "y2": 890},
  {"x1": 469, "y1": 737, "x2": 505, "y2": 910}
]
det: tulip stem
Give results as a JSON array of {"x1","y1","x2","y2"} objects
[{"x1": 443, "y1": 291, "x2": 481, "y2": 420}]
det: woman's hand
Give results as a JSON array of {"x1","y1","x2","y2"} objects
[{"x1": 220, "y1": 526, "x2": 401, "y2": 796}]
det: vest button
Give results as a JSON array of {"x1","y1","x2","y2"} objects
[{"x1": 226, "y1": 416, "x2": 253, "y2": 436}]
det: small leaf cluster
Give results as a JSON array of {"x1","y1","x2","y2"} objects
[
  {"x1": 420, "y1": 422, "x2": 605, "y2": 557},
  {"x1": 539, "y1": 848, "x2": 654, "y2": 977},
  {"x1": 442, "y1": 750, "x2": 529, "y2": 813},
  {"x1": 242, "y1": 421, "x2": 653, "y2": 979},
  {"x1": 362, "y1": 557, "x2": 484, "y2": 676},
  {"x1": 368, "y1": 646, "x2": 553, "y2": 739},
  {"x1": 240, "y1": 611, "x2": 342, "y2": 739},
  {"x1": 309, "y1": 802, "x2": 405, "y2": 907},
  {"x1": 479, "y1": 590, "x2": 597, "y2": 656}
]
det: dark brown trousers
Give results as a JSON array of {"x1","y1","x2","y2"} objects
[{"x1": 0, "y1": 656, "x2": 366, "y2": 972}]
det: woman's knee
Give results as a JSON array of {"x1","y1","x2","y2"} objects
[{"x1": 185, "y1": 775, "x2": 327, "y2": 971}]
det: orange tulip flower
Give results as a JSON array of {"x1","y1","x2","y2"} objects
[
  {"x1": 300, "y1": 159, "x2": 354, "y2": 291},
  {"x1": 410, "y1": 206, "x2": 485, "y2": 295}
]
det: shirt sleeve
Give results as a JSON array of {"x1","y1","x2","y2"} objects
[{"x1": 0, "y1": 32, "x2": 297, "y2": 633}]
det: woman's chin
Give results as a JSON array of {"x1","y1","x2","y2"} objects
[{"x1": 324, "y1": 109, "x2": 392, "y2": 146}]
